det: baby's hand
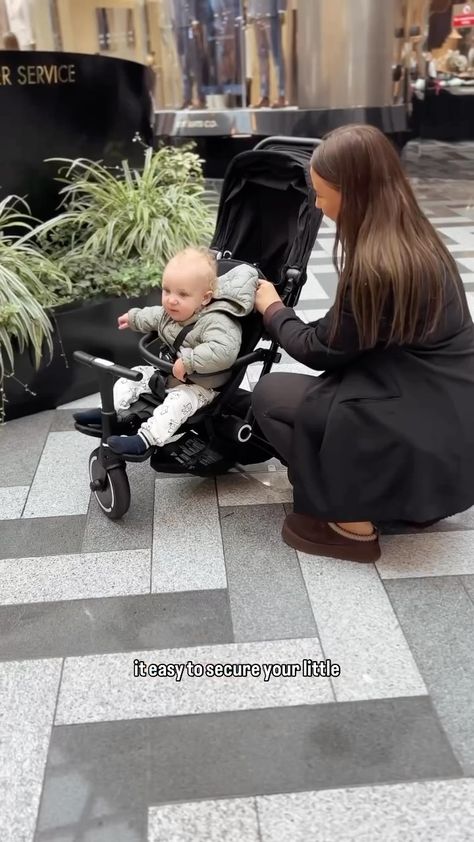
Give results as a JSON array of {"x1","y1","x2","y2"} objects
[
  {"x1": 172, "y1": 358, "x2": 187, "y2": 382},
  {"x1": 117, "y1": 313, "x2": 130, "y2": 330}
]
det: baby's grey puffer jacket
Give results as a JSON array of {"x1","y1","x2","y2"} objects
[{"x1": 127, "y1": 263, "x2": 259, "y2": 388}]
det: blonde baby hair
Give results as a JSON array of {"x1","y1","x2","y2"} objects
[{"x1": 168, "y1": 246, "x2": 218, "y2": 293}]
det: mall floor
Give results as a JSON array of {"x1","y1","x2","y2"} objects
[{"x1": 2, "y1": 140, "x2": 474, "y2": 842}]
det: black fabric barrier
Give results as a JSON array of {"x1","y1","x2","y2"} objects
[
  {"x1": 4, "y1": 292, "x2": 161, "y2": 421},
  {"x1": 411, "y1": 89, "x2": 474, "y2": 141},
  {"x1": 0, "y1": 51, "x2": 152, "y2": 219}
]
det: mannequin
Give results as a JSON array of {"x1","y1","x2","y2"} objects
[
  {"x1": 171, "y1": 0, "x2": 214, "y2": 108},
  {"x1": 96, "y1": 8, "x2": 110, "y2": 51},
  {"x1": 4, "y1": 0, "x2": 33, "y2": 49},
  {"x1": 2, "y1": 30, "x2": 19, "y2": 48},
  {"x1": 210, "y1": 0, "x2": 243, "y2": 96},
  {"x1": 247, "y1": 0, "x2": 287, "y2": 107}
]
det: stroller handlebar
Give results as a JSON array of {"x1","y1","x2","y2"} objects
[
  {"x1": 73, "y1": 350, "x2": 143, "y2": 382},
  {"x1": 138, "y1": 334, "x2": 175, "y2": 374},
  {"x1": 139, "y1": 333, "x2": 213, "y2": 382},
  {"x1": 138, "y1": 333, "x2": 268, "y2": 381}
]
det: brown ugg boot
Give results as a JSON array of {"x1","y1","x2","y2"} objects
[{"x1": 282, "y1": 514, "x2": 381, "y2": 562}]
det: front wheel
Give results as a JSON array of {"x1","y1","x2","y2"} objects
[{"x1": 89, "y1": 447, "x2": 131, "y2": 520}]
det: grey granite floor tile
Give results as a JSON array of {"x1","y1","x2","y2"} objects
[
  {"x1": 377, "y1": 531, "x2": 474, "y2": 579},
  {"x1": 303, "y1": 309, "x2": 329, "y2": 323},
  {"x1": 447, "y1": 248, "x2": 474, "y2": 257},
  {"x1": 148, "y1": 799, "x2": 259, "y2": 842},
  {"x1": 461, "y1": 574, "x2": 474, "y2": 605},
  {"x1": 0, "y1": 485, "x2": 29, "y2": 519},
  {"x1": 429, "y1": 215, "x2": 472, "y2": 223},
  {"x1": 299, "y1": 554, "x2": 426, "y2": 701},
  {"x1": 0, "y1": 658, "x2": 62, "y2": 842},
  {"x1": 82, "y1": 463, "x2": 155, "y2": 553},
  {"x1": 37, "y1": 697, "x2": 461, "y2": 841},
  {"x1": 248, "y1": 363, "x2": 319, "y2": 386},
  {"x1": 308, "y1": 263, "x2": 338, "y2": 273},
  {"x1": 0, "y1": 515, "x2": 86, "y2": 559},
  {"x1": 152, "y1": 477, "x2": 226, "y2": 593},
  {"x1": 257, "y1": 779, "x2": 474, "y2": 842},
  {"x1": 58, "y1": 392, "x2": 101, "y2": 409},
  {"x1": 0, "y1": 549, "x2": 150, "y2": 605},
  {"x1": 55, "y1": 638, "x2": 332, "y2": 725},
  {"x1": 466, "y1": 291, "x2": 474, "y2": 320},
  {"x1": 386, "y1": 576, "x2": 474, "y2": 773},
  {"x1": 301, "y1": 271, "x2": 331, "y2": 301},
  {"x1": 230, "y1": 458, "x2": 286, "y2": 474},
  {"x1": 48, "y1": 410, "x2": 77, "y2": 432},
  {"x1": 217, "y1": 472, "x2": 292, "y2": 506},
  {"x1": 220, "y1": 504, "x2": 317, "y2": 643},
  {"x1": 23, "y1": 432, "x2": 94, "y2": 518},
  {"x1": 36, "y1": 720, "x2": 149, "y2": 842},
  {"x1": 293, "y1": 297, "x2": 332, "y2": 310},
  {"x1": 0, "y1": 410, "x2": 53, "y2": 486},
  {"x1": 0, "y1": 590, "x2": 233, "y2": 661},
  {"x1": 379, "y1": 507, "x2": 474, "y2": 535}
]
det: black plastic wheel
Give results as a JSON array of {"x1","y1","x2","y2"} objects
[{"x1": 89, "y1": 447, "x2": 131, "y2": 520}]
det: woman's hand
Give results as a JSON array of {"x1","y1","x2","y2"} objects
[{"x1": 255, "y1": 280, "x2": 282, "y2": 315}]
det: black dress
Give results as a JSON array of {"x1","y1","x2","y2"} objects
[{"x1": 253, "y1": 275, "x2": 474, "y2": 523}]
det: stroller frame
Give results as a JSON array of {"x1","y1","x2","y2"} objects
[{"x1": 74, "y1": 136, "x2": 323, "y2": 519}]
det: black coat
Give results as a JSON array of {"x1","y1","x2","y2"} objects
[{"x1": 265, "y1": 277, "x2": 474, "y2": 522}]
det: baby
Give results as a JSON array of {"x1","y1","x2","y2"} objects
[{"x1": 75, "y1": 246, "x2": 258, "y2": 455}]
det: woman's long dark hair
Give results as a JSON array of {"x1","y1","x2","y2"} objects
[{"x1": 311, "y1": 124, "x2": 461, "y2": 348}]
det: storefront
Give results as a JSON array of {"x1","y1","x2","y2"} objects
[
  {"x1": 411, "y1": 1, "x2": 474, "y2": 140},
  {"x1": 2, "y1": 1, "x2": 471, "y2": 171},
  {"x1": 0, "y1": 0, "x2": 414, "y2": 161}
]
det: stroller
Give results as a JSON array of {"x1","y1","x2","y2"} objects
[{"x1": 74, "y1": 136, "x2": 323, "y2": 519}]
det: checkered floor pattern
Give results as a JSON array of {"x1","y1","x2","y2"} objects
[{"x1": 2, "y1": 142, "x2": 474, "y2": 842}]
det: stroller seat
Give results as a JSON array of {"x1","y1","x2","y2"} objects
[
  {"x1": 131, "y1": 261, "x2": 266, "y2": 434},
  {"x1": 175, "y1": 309, "x2": 264, "y2": 428}
]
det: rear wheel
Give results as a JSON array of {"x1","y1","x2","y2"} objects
[{"x1": 89, "y1": 447, "x2": 131, "y2": 520}]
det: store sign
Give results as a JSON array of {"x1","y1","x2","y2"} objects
[
  {"x1": 171, "y1": 111, "x2": 242, "y2": 136},
  {"x1": 0, "y1": 63, "x2": 76, "y2": 86},
  {"x1": 175, "y1": 117, "x2": 221, "y2": 131},
  {"x1": 453, "y1": 13, "x2": 474, "y2": 25},
  {"x1": 453, "y1": 3, "x2": 474, "y2": 27}
]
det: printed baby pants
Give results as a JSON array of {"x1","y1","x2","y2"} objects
[{"x1": 113, "y1": 365, "x2": 217, "y2": 447}]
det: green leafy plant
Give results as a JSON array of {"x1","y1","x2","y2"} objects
[
  {"x1": 38, "y1": 145, "x2": 217, "y2": 301},
  {"x1": 39, "y1": 251, "x2": 165, "y2": 303},
  {"x1": 0, "y1": 196, "x2": 69, "y2": 420}
]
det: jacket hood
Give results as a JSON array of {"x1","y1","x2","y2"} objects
[{"x1": 205, "y1": 264, "x2": 259, "y2": 318}]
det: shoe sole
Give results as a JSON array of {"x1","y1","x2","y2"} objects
[{"x1": 281, "y1": 521, "x2": 381, "y2": 563}]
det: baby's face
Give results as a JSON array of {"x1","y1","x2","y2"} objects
[{"x1": 162, "y1": 259, "x2": 213, "y2": 322}]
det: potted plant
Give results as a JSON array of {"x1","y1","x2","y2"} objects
[
  {"x1": 40, "y1": 143, "x2": 217, "y2": 295},
  {"x1": 4, "y1": 144, "x2": 217, "y2": 421}
]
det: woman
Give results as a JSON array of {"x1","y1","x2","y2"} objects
[{"x1": 252, "y1": 124, "x2": 474, "y2": 563}]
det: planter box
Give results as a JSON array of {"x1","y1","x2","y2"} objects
[{"x1": 4, "y1": 291, "x2": 161, "y2": 422}]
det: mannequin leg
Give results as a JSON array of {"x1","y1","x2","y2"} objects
[
  {"x1": 253, "y1": 18, "x2": 270, "y2": 106},
  {"x1": 174, "y1": 26, "x2": 193, "y2": 107},
  {"x1": 269, "y1": 11, "x2": 287, "y2": 104}
]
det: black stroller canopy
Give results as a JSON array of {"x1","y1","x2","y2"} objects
[{"x1": 211, "y1": 149, "x2": 323, "y2": 290}]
